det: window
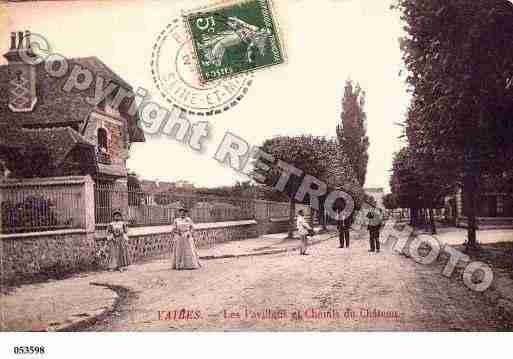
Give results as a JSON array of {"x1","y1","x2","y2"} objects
[
  {"x1": 97, "y1": 98, "x2": 106, "y2": 112},
  {"x1": 97, "y1": 128, "x2": 108, "y2": 150},
  {"x1": 98, "y1": 91, "x2": 120, "y2": 116},
  {"x1": 0, "y1": 159, "x2": 9, "y2": 177}
]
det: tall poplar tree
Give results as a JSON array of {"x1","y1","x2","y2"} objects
[{"x1": 337, "y1": 80, "x2": 369, "y2": 187}]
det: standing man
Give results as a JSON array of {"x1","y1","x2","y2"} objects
[
  {"x1": 297, "y1": 209, "x2": 312, "y2": 255},
  {"x1": 337, "y1": 209, "x2": 352, "y2": 248},
  {"x1": 367, "y1": 208, "x2": 384, "y2": 253}
]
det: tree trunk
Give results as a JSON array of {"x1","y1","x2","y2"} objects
[
  {"x1": 464, "y1": 146, "x2": 479, "y2": 249},
  {"x1": 288, "y1": 198, "x2": 296, "y2": 239},
  {"x1": 429, "y1": 208, "x2": 437, "y2": 235},
  {"x1": 463, "y1": 176, "x2": 478, "y2": 248}
]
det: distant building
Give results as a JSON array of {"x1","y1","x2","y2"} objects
[
  {"x1": 445, "y1": 177, "x2": 513, "y2": 227},
  {"x1": 136, "y1": 180, "x2": 174, "y2": 206},
  {"x1": 134, "y1": 179, "x2": 195, "y2": 206},
  {"x1": 174, "y1": 180, "x2": 195, "y2": 190}
]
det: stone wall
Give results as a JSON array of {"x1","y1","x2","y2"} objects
[
  {"x1": 255, "y1": 218, "x2": 290, "y2": 236},
  {"x1": 1, "y1": 220, "x2": 259, "y2": 284},
  {"x1": 193, "y1": 221, "x2": 259, "y2": 247},
  {"x1": 1, "y1": 230, "x2": 96, "y2": 285},
  {"x1": 95, "y1": 221, "x2": 259, "y2": 265}
]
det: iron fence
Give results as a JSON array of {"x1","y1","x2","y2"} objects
[
  {"x1": 1, "y1": 181, "x2": 84, "y2": 234},
  {"x1": 255, "y1": 199, "x2": 289, "y2": 219},
  {"x1": 0, "y1": 179, "x2": 292, "y2": 233},
  {"x1": 94, "y1": 183, "x2": 275, "y2": 226}
]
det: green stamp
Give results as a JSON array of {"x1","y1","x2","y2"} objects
[{"x1": 184, "y1": 0, "x2": 285, "y2": 83}]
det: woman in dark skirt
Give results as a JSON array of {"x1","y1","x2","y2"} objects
[{"x1": 107, "y1": 210, "x2": 130, "y2": 271}]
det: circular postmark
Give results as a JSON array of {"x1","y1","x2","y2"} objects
[{"x1": 151, "y1": 18, "x2": 253, "y2": 116}]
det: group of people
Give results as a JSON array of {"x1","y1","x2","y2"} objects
[
  {"x1": 105, "y1": 207, "x2": 202, "y2": 272},
  {"x1": 295, "y1": 208, "x2": 384, "y2": 255},
  {"x1": 105, "y1": 206, "x2": 385, "y2": 271}
]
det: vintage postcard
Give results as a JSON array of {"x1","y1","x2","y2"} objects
[{"x1": 0, "y1": 0, "x2": 512, "y2": 357}]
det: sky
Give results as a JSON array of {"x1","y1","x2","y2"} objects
[{"x1": 1, "y1": 0, "x2": 410, "y2": 191}]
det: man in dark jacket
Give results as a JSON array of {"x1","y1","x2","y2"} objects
[
  {"x1": 337, "y1": 211, "x2": 352, "y2": 248},
  {"x1": 367, "y1": 209, "x2": 384, "y2": 253}
]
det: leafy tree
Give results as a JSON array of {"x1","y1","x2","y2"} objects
[
  {"x1": 394, "y1": 0, "x2": 513, "y2": 246},
  {"x1": 390, "y1": 147, "x2": 453, "y2": 233},
  {"x1": 383, "y1": 193, "x2": 398, "y2": 210},
  {"x1": 314, "y1": 136, "x2": 363, "y2": 229},
  {"x1": 390, "y1": 148, "x2": 422, "y2": 226},
  {"x1": 337, "y1": 80, "x2": 370, "y2": 187},
  {"x1": 254, "y1": 135, "x2": 362, "y2": 237},
  {"x1": 254, "y1": 136, "x2": 329, "y2": 237},
  {"x1": 195, "y1": 181, "x2": 287, "y2": 201}
]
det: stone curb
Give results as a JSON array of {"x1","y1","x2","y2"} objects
[
  {"x1": 48, "y1": 282, "x2": 126, "y2": 332},
  {"x1": 199, "y1": 232, "x2": 339, "y2": 260},
  {"x1": 49, "y1": 306, "x2": 113, "y2": 332}
]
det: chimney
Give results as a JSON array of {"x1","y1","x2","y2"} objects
[
  {"x1": 5, "y1": 31, "x2": 35, "y2": 60},
  {"x1": 4, "y1": 30, "x2": 38, "y2": 112},
  {"x1": 17, "y1": 31, "x2": 24, "y2": 49},
  {"x1": 25, "y1": 30, "x2": 31, "y2": 49},
  {"x1": 9, "y1": 32, "x2": 16, "y2": 50}
]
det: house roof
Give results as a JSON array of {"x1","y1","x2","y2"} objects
[
  {"x1": 0, "y1": 123, "x2": 95, "y2": 167},
  {"x1": 0, "y1": 56, "x2": 145, "y2": 142},
  {"x1": 98, "y1": 163, "x2": 127, "y2": 177}
]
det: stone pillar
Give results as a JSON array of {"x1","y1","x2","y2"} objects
[
  {"x1": 83, "y1": 175, "x2": 96, "y2": 233},
  {"x1": 254, "y1": 199, "x2": 270, "y2": 236}
]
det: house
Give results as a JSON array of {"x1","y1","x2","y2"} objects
[
  {"x1": 139, "y1": 180, "x2": 178, "y2": 206},
  {"x1": 445, "y1": 176, "x2": 513, "y2": 228},
  {"x1": 0, "y1": 31, "x2": 145, "y2": 185}
]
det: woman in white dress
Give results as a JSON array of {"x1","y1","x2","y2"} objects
[{"x1": 171, "y1": 207, "x2": 202, "y2": 270}]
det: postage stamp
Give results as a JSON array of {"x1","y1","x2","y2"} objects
[
  {"x1": 151, "y1": 18, "x2": 253, "y2": 116},
  {"x1": 184, "y1": 0, "x2": 285, "y2": 83}
]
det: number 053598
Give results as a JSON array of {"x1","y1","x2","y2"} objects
[{"x1": 13, "y1": 346, "x2": 45, "y2": 355}]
